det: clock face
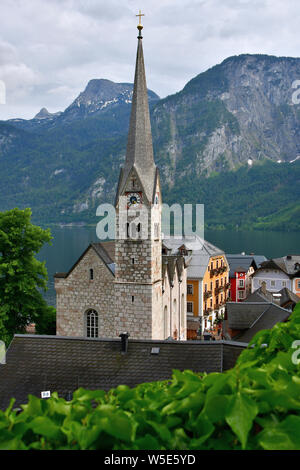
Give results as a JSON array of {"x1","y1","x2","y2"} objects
[{"x1": 127, "y1": 192, "x2": 142, "y2": 207}]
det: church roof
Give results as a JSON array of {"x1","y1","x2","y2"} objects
[
  {"x1": 0, "y1": 335, "x2": 247, "y2": 410},
  {"x1": 116, "y1": 32, "x2": 157, "y2": 204},
  {"x1": 54, "y1": 241, "x2": 115, "y2": 279}
]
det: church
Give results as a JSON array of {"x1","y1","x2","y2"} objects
[{"x1": 55, "y1": 19, "x2": 189, "y2": 341}]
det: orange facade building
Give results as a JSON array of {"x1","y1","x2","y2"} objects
[
  {"x1": 187, "y1": 254, "x2": 229, "y2": 338},
  {"x1": 163, "y1": 236, "x2": 230, "y2": 340}
]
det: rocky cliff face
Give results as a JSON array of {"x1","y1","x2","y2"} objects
[
  {"x1": 62, "y1": 79, "x2": 159, "y2": 122},
  {"x1": 151, "y1": 54, "x2": 300, "y2": 186},
  {"x1": 1, "y1": 54, "x2": 300, "y2": 228}
]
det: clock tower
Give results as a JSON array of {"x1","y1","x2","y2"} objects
[{"x1": 114, "y1": 16, "x2": 163, "y2": 339}]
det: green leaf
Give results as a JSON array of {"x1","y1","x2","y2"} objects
[
  {"x1": 29, "y1": 416, "x2": 64, "y2": 440},
  {"x1": 203, "y1": 394, "x2": 230, "y2": 423},
  {"x1": 225, "y1": 392, "x2": 258, "y2": 449},
  {"x1": 258, "y1": 416, "x2": 300, "y2": 450},
  {"x1": 134, "y1": 434, "x2": 161, "y2": 450},
  {"x1": 0, "y1": 438, "x2": 27, "y2": 450},
  {"x1": 73, "y1": 388, "x2": 106, "y2": 403},
  {"x1": 189, "y1": 412, "x2": 215, "y2": 448}
]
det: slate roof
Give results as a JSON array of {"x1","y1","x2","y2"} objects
[
  {"x1": 227, "y1": 301, "x2": 291, "y2": 343},
  {"x1": 245, "y1": 287, "x2": 300, "y2": 308},
  {"x1": 232, "y1": 304, "x2": 290, "y2": 343},
  {"x1": 279, "y1": 287, "x2": 300, "y2": 307},
  {"x1": 225, "y1": 254, "x2": 258, "y2": 278},
  {"x1": 227, "y1": 302, "x2": 270, "y2": 329},
  {"x1": 163, "y1": 235, "x2": 226, "y2": 279},
  {"x1": 0, "y1": 335, "x2": 247, "y2": 410},
  {"x1": 54, "y1": 242, "x2": 115, "y2": 279},
  {"x1": 54, "y1": 235, "x2": 221, "y2": 283},
  {"x1": 260, "y1": 255, "x2": 300, "y2": 278},
  {"x1": 244, "y1": 288, "x2": 274, "y2": 303}
]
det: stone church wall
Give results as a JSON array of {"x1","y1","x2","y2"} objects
[{"x1": 55, "y1": 247, "x2": 115, "y2": 337}]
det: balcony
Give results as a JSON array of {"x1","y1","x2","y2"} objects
[
  {"x1": 214, "y1": 285, "x2": 224, "y2": 295},
  {"x1": 204, "y1": 290, "x2": 212, "y2": 299},
  {"x1": 204, "y1": 308, "x2": 213, "y2": 316}
]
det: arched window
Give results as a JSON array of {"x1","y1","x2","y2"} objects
[
  {"x1": 86, "y1": 309, "x2": 98, "y2": 338},
  {"x1": 89, "y1": 268, "x2": 94, "y2": 280}
]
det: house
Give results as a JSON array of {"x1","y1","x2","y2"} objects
[
  {"x1": 162, "y1": 237, "x2": 230, "y2": 338},
  {"x1": 245, "y1": 284, "x2": 300, "y2": 311},
  {"x1": 0, "y1": 334, "x2": 247, "y2": 410},
  {"x1": 226, "y1": 253, "x2": 267, "y2": 302},
  {"x1": 252, "y1": 255, "x2": 300, "y2": 297}
]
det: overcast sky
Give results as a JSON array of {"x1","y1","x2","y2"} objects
[{"x1": 0, "y1": 0, "x2": 300, "y2": 120}]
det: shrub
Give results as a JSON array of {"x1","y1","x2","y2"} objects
[{"x1": 0, "y1": 304, "x2": 300, "y2": 450}]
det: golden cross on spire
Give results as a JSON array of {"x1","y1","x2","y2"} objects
[{"x1": 136, "y1": 10, "x2": 145, "y2": 27}]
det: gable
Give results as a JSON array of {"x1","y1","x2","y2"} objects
[{"x1": 54, "y1": 243, "x2": 115, "y2": 280}]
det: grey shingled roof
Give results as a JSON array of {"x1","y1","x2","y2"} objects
[
  {"x1": 116, "y1": 36, "x2": 156, "y2": 204},
  {"x1": 260, "y1": 255, "x2": 300, "y2": 278},
  {"x1": 244, "y1": 288, "x2": 274, "y2": 303},
  {"x1": 227, "y1": 300, "x2": 291, "y2": 343},
  {"x1": 225, "y1": 254, "x2": 258, "y2": 278},
  {"x1": 227, "y1": 302, "x2": 271, "y2": 329},
  {"x1": 0, "y1": 335, "x2": 247, "y2": 410},
  {"x1": 163, "y1": 235, "x2": 225, "y2": 279},
  {"x1": 246, "y1": 287, "x2": 300, "y2": 308},
  {"x1": 279, "y1": 287, "x2": 300, "y2": 306},
  {"x1": 232, "y1": 304, "x2": 290, "y2": 343}
]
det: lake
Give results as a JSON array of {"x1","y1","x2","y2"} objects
[{"x1": 38, "y1": 226, "x2": 300, "y2": 306}]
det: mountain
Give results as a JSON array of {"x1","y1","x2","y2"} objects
[
  {"x1": 151, "y1": 54, "x2": 300, "y2": 186},
  {"x1": 8, "y1": 79, "x2": 159, "y2": 132},
  {"x1": 1, "y1": 54, "x2": 300, "y2": 230}
]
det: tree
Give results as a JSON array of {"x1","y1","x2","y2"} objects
[{"x1": 0, "y1": 207, "x2": 55, "y2": 345}]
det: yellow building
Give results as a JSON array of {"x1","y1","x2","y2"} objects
[{"x1": 163, "y1": 236, "x2": 230, "y2": 339}]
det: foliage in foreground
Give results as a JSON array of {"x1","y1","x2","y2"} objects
[
  {"x1": 0, "y1": 208, "x2": 56, "y2": 345},
  {"x1": 1, "y1": 305, "x2": 300, "y2": 450}
]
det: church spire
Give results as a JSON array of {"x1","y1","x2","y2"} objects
[{"x1": 116, "y1": 12, "x2": 156, "y2": 204}]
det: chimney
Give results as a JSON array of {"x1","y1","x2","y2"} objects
[{"x1": 119, "y1": 332, "x2": 130, "y2": 353}]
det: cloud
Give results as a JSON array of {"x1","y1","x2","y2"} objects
[{"x1": 0, "y1": 0, "x2": 300, "y2": 119}]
